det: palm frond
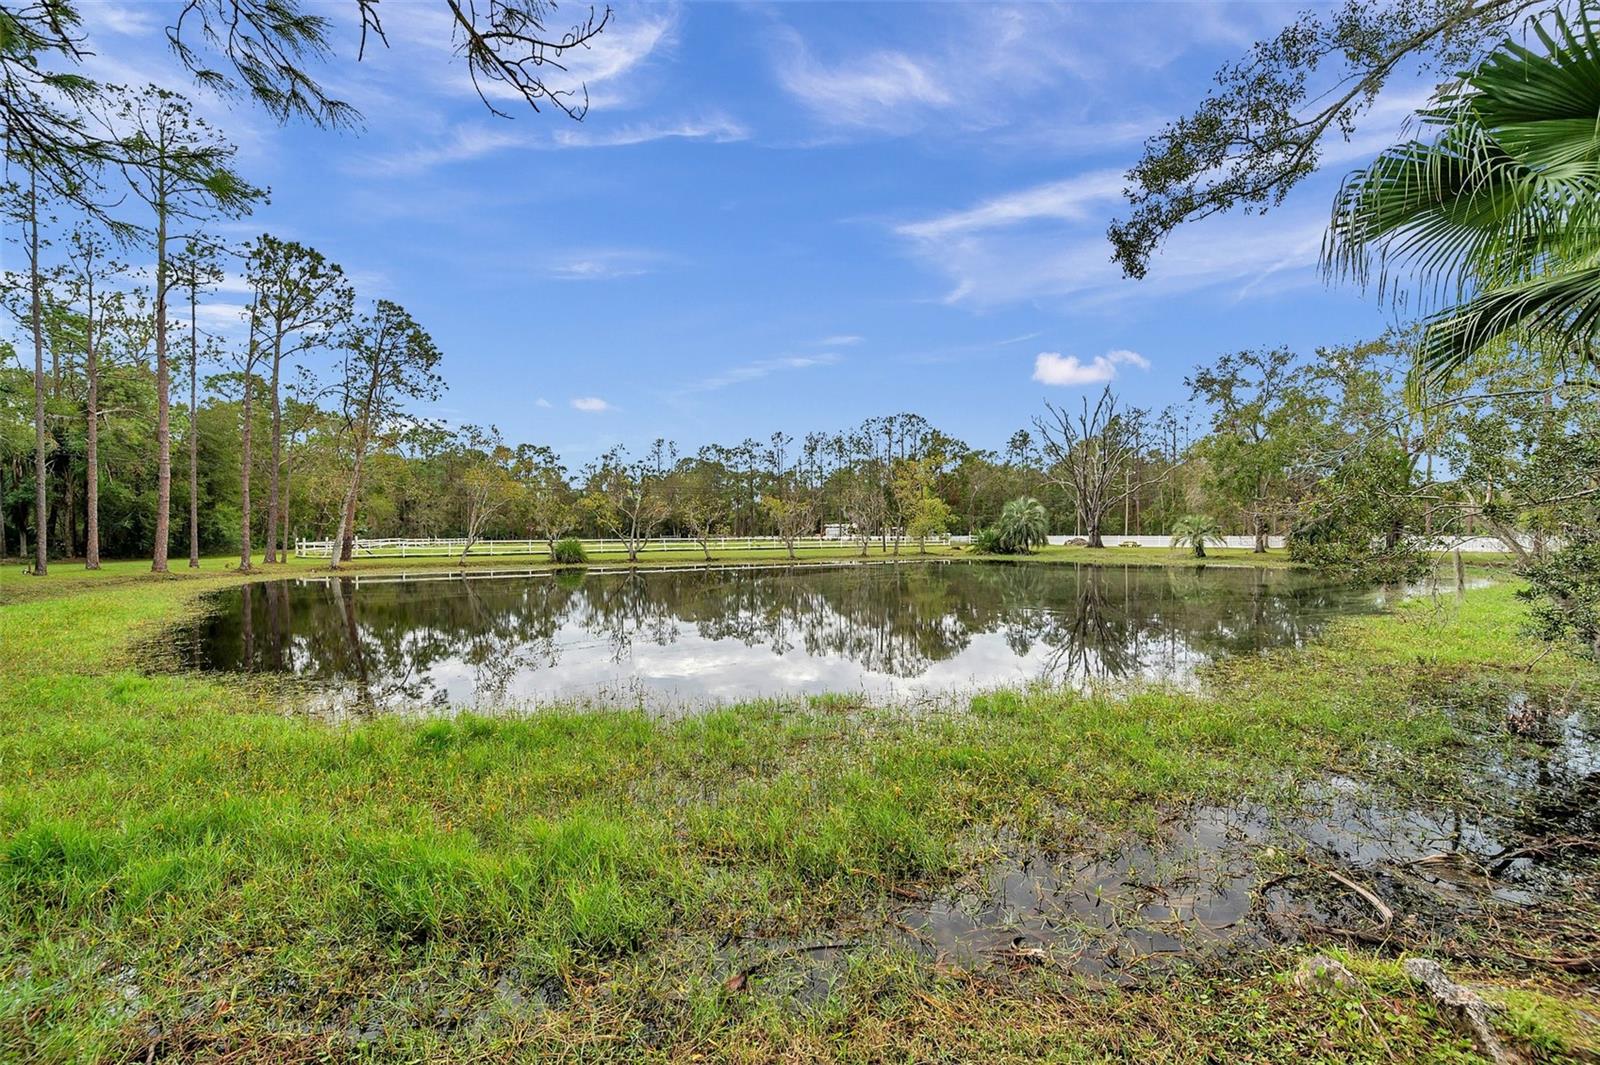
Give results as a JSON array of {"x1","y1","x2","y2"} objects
[{"x1": 1328, "y1": 8, "x2": 1600, "y2": 380}]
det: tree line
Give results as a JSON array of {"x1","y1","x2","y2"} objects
[
  {"x1": 0, "y1": 0, "x2": 611, "y2": 575},
  {"x1": 2, "y1": 0, "x2": 1597, "y2": 657},
  {"x1": 4, "y1": 268, "x2": 1590, "y2": 580}
]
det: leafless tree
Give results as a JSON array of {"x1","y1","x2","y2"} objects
[{"x1": 1035, "y1": 387, "x2": 1158, "y2": 549}]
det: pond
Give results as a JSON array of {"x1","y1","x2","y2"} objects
[{"x1": 181, "y1": 561, "x2": 1387, "y2": 716}]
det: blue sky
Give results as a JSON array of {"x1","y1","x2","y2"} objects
[{"x1": 73, "y1": 1, "x2": 1427, "y2": 462}]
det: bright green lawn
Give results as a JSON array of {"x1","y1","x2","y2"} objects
[{"x1": 0, "y1": 557, "x2": 1593, "y2": 1062}]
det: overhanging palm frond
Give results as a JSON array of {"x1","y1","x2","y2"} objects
[
  {"x1": 1325, "y1": 8, "x2": 1600, "y2": 381},
  {"x1": 1420, "y1": 259, "x2": 1600, "y2": 380}
]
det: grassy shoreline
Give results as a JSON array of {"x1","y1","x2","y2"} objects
[
  {"x1": 1, "y1": 558, "x2": 1595, "y2": 1061},
  {"x1": 0, "y1": 540, "x2": 1521, "y2": 608}
]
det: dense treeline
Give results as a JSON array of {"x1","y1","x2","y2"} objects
[
  {"x1": 3, "y1": 311, "x2": 1592, "y2": 576},
  {"x1": 2, "y1": 0, "x2": 1598, "y2": 658}
]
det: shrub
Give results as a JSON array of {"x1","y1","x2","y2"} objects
[
  {"x1": 971, "y1": 527, "x2": 1006, "y2": 554},
  {"x1": 551, "y1": 538, "x2": 588, "y2": 565},
  {"x1": 1170, "y1": 514, "x2": 1223, "y2": 558},
  {"x1": 996, "y1": 497, "x2": 1049, "y2": 554},
  {"x1": 972, "y1": 499, "x2": 1050, "y2": 555}
]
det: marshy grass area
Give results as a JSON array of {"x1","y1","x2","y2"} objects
[{"x1": 1, "y1": 554, "x2": 1596, "y2": 1062}]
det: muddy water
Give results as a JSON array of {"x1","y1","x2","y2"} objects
[
  {"x1": 726, "y1": 695, "x2": 1599, "y2": 996},
  {"x1": 893, "y1": 705, "x2": 1598, "y2": 983}
]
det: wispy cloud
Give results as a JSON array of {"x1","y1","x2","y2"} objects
[
  {"x1": 543, "y1": 249, "x2": 667, "y2": 281},
  {"x1": 674, "y1": 353, "x2": 842, "y2": 396},
  {"x1": 816, "y1": 334, "x2": 863, "y2": 346},
  {"x1": 897, "y1": 331, "x2": 1041, "y2": 366},
  {"x1": 896, "y1": 169, "x2": 1125, "y2": 240},
  {"x1": 361, "y1": 113, "x2": 745, "y2": 175},
  {"x1": 774, "y1": 37, "x2": 951, "y2": 131},
  {"x1": 894, "y1": 169, "x2": 1336, "y2": 309},
  {"x1": 86, "y1": 3, "x2": 159, "y2": 36},
  {"x1": 571, "y1": 396, "x2": 614, "y2": 413},
  {"x1": 1033, "y1": 349, "x2": 1149, "y2": 387},
  {"x1": 381, "y1": 4, "x2": 680, "y2": 112},
  {"x1": 553, "y1": 114, "x2": 747, "y2": 148},
  {"x1": 535, "y1": 397, "x2": 553, "y2": 408}
]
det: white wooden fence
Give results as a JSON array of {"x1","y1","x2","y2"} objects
[
  {"x1": 294, "y1": 534, "x2": 953, "y2": 560},
  {"x1": 294, "y1": 531, "x2": 1530, "y2": 560}
]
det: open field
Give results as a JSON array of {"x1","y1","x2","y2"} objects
[{"x1": 1, "y1": 556, "x2": 1596, "y2": 1062}]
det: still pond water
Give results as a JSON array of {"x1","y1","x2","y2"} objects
[{"x1": 183, "y1": 561, "x2": 1387, "y2": 715}]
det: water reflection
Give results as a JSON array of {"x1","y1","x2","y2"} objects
[{"x1": 184, "y1": 562, "x2": 1382, "y2": 715}]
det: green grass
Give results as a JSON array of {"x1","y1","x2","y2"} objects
[{"x1": 0, "y1": 555, "x2": 1594, "y2": 1061}]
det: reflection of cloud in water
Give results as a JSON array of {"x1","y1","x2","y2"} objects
[{"x1": 187, "y1": 563, "x2": 1384, "y2": 716}]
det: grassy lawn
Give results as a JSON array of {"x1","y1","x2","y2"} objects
[{"x1": 1, "y1": 554, "x2": 1595, "y2": 1061}]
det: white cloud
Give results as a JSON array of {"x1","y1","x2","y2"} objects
[
  {"x1": 543, "y1": 249, "x2": 665, "y2": 281},
  {"x1": 675, "y1": 353, "x2": 842, "y2": 396},
  {"x1": 767, "y1": 4, "x2": 1254, "y2": 140},
  {"x1": 571, "y1": 396, "x2": 613, "y2": 413},
  {"x1": 817, "y1": 334, "x2": 863, "y2": 346},
  {"x1": 896, "y1": 169, "x2": 1125, "y2": 240},
  {"x1": 775, "y1": 41, "x2": 951, "y2": 130},
  {"x1": 361, "y1": 113, "x2": 745, "y2": 176},
  {"x1": 86, "y1": 3, "x2": 159, "y2": 36},
  {"x1": 382, "y1": 4, "x2": 680, "y2": 112},
  {"x1": 535, "y1": 397, "x2": 553, "y2": 408},
  {"x1": 363, "y1": 127, "x2": 528, "y2": 176},
  {"x1": 1033, "y1": 349, "x2": 1149, "y2": 387},
  {"x1": 896, "y1": 180, "x2": 1336, "y2": 309},
  {"x1": 552, "y1": 114, "x2": 747, "y2": 148}
]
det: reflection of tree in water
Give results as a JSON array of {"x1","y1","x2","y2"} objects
[
  {"x1": 191, "y1": 563, "x2": 1377, "y2": 709},
  {"x1": 568, "y1": 571, "x2": 680, "y2": 663}
]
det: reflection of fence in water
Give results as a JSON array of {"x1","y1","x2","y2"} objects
[{"x1": 293, "y1": 534, "x2": 952, "y2": 559}]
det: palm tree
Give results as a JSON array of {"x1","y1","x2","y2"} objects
[
  {"x1": 997, "y1": 497, "x2": 1049, "y2": 554},
  {"x1": 1171, "y1": 514, "x2": 1223, "y2": 558},
  {"x1": 1325, "y1": 11, "x2": 1600, "y2": 385}
]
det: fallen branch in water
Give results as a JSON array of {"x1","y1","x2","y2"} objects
[
  {"x1": 1488, "y1": 837, "x2": 1600, "y2": 874},
  {"x1": 1323, "y1": 868, "x2": 1394, "y2": 928}
]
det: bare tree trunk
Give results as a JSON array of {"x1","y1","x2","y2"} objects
[
  {"x1": 84, "y1": 263, "x2": 100, "y2": 569},
  {"x1": 188, "y1": 268, "x2": 201, "y2": 568},
  {"x1": 28, "y1": 168, "x2": 47, "y2": 576},
  {"x1": 331, "y1": 450, "x2": 364, "y2": 570},
  {"x1": 264, "y1": 334, "x2": 283, "y2": 563},
  {"x1": 331, "y1": 414, "x2": 372, "y2": 570},
  {"x1": 280, "y1": 438, "x2": 293, "y2": 559},
  {"x1": 239, "y1": 370, "x2": 254, "y2": 572},
  {"x1": 152, "y1": 200, "x2": 171, "y2": 573}
]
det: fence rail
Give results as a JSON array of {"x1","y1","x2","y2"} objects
[
  {"x1": 293, "y1": 534, "x2": 952, "y2": 560},
  {"x1": 293, "y1": 531, "x2": 1530, "y2": 560}
]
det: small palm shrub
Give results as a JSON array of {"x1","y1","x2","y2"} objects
[
  {"x1": 996, "y1": 497, "x2": 1049, "y2": 554},
  {"x1": 1170, "y1": 514, "x2": 1223, "y2": 558},
  {"x1": 551, "y1": 538, "x2": 588, "y2": 565}
]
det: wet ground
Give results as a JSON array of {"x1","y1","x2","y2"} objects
[{"x1": 720, "y1": 691, "x2": 1600, "y2": 1000}]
